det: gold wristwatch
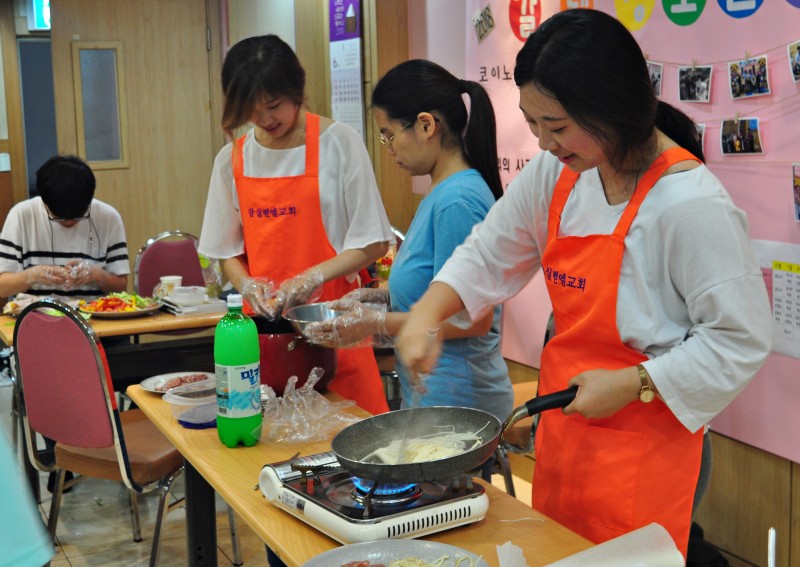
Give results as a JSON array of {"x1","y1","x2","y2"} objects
[{"x1": 637, "y1": 364, "x2": 655, "y2": 403}]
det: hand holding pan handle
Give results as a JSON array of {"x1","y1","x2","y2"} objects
[{"x1": 501, "y1": 386, "x2": 578, "y2": 434}]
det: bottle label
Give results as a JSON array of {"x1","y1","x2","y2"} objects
[{"x1": 216, "y1": 362, "x2": 261, "y2": 418}]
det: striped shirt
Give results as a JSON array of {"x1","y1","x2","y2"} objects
[{"x1": 0, "y1": 197, "x2": 129, "y2": 298}]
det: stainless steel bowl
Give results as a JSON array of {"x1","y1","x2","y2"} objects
[{"x1": 283, "y1": 303, "x2": 344, "y2": 347}]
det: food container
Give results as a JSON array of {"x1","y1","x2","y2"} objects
[
  {"x1": 163, "y1": 378, "x2": 217, "y2": 429},
  {"x1": 168, "y1": 286, "x2": 207, "y2": 307},
  {"x1": 254, "y1": 315, "x2": 337, "y2": 396},
  {"x1": 283, "y1": 302, "x2": 345, "y2": 348}
]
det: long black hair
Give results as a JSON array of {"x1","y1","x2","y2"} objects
[
  {"x1": 220, "y1": 35, "x2": 306, "y2": 133},
  {"x1": 371, "y1": 59, "x2": 503, "y2": 200},
  {"x1": 514, "y1": 9, "x2": 703, "y2": 171}
]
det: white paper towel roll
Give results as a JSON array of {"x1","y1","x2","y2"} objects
[{"x1": 544, "y1": 523, "x2": 684, "y2": 567}]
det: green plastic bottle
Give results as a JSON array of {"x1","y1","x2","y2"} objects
[{"x1": 215, "y1": 294, "x2": 262, "y2": 447}]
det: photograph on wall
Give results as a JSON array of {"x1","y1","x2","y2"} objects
[
  {"x1": 678, "y1": 65, "x2": 712, "y2": 102},
  {"x1": 789, "y1": 40, "x2": 800, "y2": 83},
  {"x1": 720, "y1": 117, "x2": 763, "y2": 155},
  {"x1": 647, "y1": 61, "x2": 663, "y2": 97},
  {"x1": 695, "y1": 123, "x2": 706, "y2": 151},
  {"x1": 728, "y1": 55, "x2": 770, "y2": 99},
  {"x1": 793, "y1": 164, "x2": 800, "y2": 222}
]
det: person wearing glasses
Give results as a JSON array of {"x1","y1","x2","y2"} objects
[
  {"x1": 198, "y1": 35, "x2": 394, "y2": 416},
  {"x1": 0, "y1": 154, "x2": 129, "y2": 494},
  {"x1": 306, "y1": 59, "x2": 514, "y2": 433},
  {"x1": 0, "y1": 154, "x2": 129, "y2": 300}
]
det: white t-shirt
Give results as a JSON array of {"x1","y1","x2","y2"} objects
[
  {"x1": 0, "y1": 197, "x2": 129, "y2": 298},
  {"x1": 198, "y1": 122, "x2": 394, "y2": 263},
  {"x1": 435, "y1": 151, "x2": 773, "y2": 433}
]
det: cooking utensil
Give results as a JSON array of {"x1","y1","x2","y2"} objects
[
  {"x1": 283, "y1": 302, "x2": 345, "y2": 347},
  {"x1": 253, "y1": 315, "x2": 337, "y2": 395},
  {"x1": 331, "y1": 386, "x2": 578, "y2": 483}
]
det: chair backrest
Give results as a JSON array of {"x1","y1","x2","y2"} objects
[
  {"x1": 14, "y1": 299, "x2": 137, "y2": 486},
  {"x1": 134, "y1": 230, "x2": 205, "y2": 297},
  {"x1": 392, "y1": 226, "x2": 405, "y2": 250}
]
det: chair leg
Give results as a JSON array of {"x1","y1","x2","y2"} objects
[
  {"x1": 11, "y1": 389, "x2": 19, "y2": 447},
  {"x1": 47, "y1": 469, "x2": 65, "y2": 541},
  {"x1": 228, "y1": 505, "x2": 244, "y2": 566},
  {"x1": 129, "y1": 490, "x2": 143, "y2": 542},
  {"x1": 149, "y1": 467, "x2": 185, "y2": 567},
  {"x1": 494, "y1": 445, "x2": 516, "y2": 498}
]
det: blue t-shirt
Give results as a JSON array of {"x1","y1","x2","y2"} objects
[
  {"x1": 0, "y1": 432, "x2": 54, "y2": 567},
  {"x1": 388, "y1": 170, "x2": 513, "y2": 421}
]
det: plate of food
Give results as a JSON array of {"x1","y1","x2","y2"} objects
[
  {"x1": 2, "y1": 294, "x2": 83, "y2": 317},
  {"x1": 300, "y1": 539, "x2": 489, "y2": 567},
  {"x1": 140, "y1": 372, "x2": 215, "y2": 394},
  {"x1": 79, "y1": 292, "x2": 162, "y2": 319}
]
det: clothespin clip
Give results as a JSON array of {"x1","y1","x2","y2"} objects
[
  {"x1": 691, "y1": 58, "x2": 698, "y2": 70},
  {"x1": 734, "y1": 111, "x2": 741, "y2": 122},
  {"x1": 644, "y1": 52, "x2": 650, "y2": 61},
  {"x1": 744, "y1": 50, "x2": 751, "y2": 61}
]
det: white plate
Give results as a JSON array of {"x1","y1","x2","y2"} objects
[
  {"x1": 79, "y1": 302, "x2": 162, "y2": 319},
  {"x1": 301, "y1": 539, "x2": 489, "y2": 567},
  {"x1": 140, "y1": 371, "x2": 215, "y2": 394}
]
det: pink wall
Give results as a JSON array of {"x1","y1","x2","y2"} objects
[{"x1": 459, "y1": 0, "x2": 800, "y2": 462}]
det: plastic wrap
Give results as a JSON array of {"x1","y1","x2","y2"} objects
[{"x1": 261, "y1": 367, "x2": 361, "y2": 443}]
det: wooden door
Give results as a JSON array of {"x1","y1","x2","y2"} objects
[{"x1": 49, "y1": 0, "x2": 224, "y2": 281}]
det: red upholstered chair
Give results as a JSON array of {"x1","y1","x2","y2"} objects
[
  {"x1": 14, "y1": 298, "x2": 185, "y2": 566},
  {"x1": 133, "y1": 230, "x2": 206, "y2": 297}
]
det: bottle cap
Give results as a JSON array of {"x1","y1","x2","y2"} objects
[{"x1": 227, "y1": 294, "x2": 244, "y2": 308}]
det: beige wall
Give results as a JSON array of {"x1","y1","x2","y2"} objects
[
  {"x1": 48, "y1": 0, "x2": 222, "y2": 276},
  {"x1": 227, "y1": 0, "x2": 296, "y2": 48}
]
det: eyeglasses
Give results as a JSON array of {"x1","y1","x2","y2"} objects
[
  {"x1": 378, "y1": 123, "x2": 411, "y2": 148},
  {"x1": 47, "y1": 210, "x2": 91, "y2": 223}
]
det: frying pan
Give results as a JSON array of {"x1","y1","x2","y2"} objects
[{"x1": 331, "y1": 386, "x2": 578, "y2": 483}]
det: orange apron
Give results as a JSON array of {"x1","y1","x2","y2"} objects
[
  {"x1": 535, "y1": 147, "x2": 703, "y2": 556},
  {"x1": 233, "y1": 113, "x2": 388, "y2": 415}
]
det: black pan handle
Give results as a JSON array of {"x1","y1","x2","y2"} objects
[
  {"x1": 502, "y1": 386, "x2": 578, "y2": 434},
  {"x1": 525, "y1": 386, "x2": 578, "y2": 416}
]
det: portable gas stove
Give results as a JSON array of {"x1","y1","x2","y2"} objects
[{"x1": 258, "y1": 451, "x2": 489, "y2": 544}]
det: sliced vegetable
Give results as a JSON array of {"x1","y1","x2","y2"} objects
[{"x1": 80, "y1": 292, "x2": 158, "y2": 313}]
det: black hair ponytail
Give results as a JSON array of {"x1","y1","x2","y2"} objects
[
  {"x1": 656, "y1": 101, "x2": 704, "y2": 162},
  {"x1": 462, "y1": 80, "x2": 503, "y2": 200}
]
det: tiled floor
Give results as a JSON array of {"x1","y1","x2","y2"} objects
[{"x1": 0, "y1": 381, "x2": 533, "y2": 566}]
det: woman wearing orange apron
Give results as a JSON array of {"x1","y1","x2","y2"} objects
[
  {"x1": 395, "y1": 9, "x2": 772, "y2": 558},
  {"x1": 199, "y1": 35, "x2": 393, "y2": 415}
]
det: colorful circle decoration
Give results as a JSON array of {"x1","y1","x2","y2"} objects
[
  {"x1": 560, "y1": 0, "x2": 594, "y2": 8},
  {"x1": 717, "y1": 0, "x2": 763, "y2": 18},
  {"x1": 508, "y1": 0, "x2": 542, "y2": 42},
  {"x1": 662, "y1": 0, "x2": 706, "y2": 25},
  {"x1": 614, "y1": 0, "x2": 655, "y2": 31},
  {"x1": 785, "y1": 0, "x2": 800, "y2": 7}
]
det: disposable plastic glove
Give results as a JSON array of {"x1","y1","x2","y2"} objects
[
  {"x1": 328, "y1": 287, "x2": 390, "y2": 311},
  {"x1": 267, "y1": 267, "x2": 324, "y2": 320},
  {"x1": 24, "y1": 265, "x2": 69, "y2": 289},
  {"x1": 305, "y1": 301, "x2": 392, "y2": 348},
  {"x1": 240, "y1": 276, "x2": 277, "y2": 317},
  {"x1": 63, "y1": 260, "x2": 94, "y2": 290}
]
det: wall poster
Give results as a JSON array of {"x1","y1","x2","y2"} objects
[{"x1": 329, "y1": 0, "x2": 364, "y2": 138}]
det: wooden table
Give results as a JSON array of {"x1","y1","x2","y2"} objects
[
  {"x1": 127, "y1": 385, "x2": 593, "y2": 567},
  {"x1": 0, "y1": 310, "x2": 224, "y2": 344},
  {"x1": 0, "y1": 310, "x2": 224, "y2": 389}
]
